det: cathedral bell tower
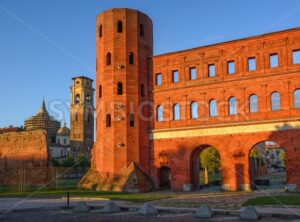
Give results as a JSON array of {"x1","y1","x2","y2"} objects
[
  {"x1": 87, "y1": 8, "x2": 153, "y2": 191},
  {"x1": 70, "y1": 76, "x2": 95, "y2": 158}
]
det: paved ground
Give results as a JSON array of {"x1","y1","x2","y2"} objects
[
  {"x1": 0, "y1": 209, "x2": 298, "y2": 222},
  {"x1": 153, "y1": 190, "x2": 285, "y2": 209},
  {"x1": 0, "y1": 190, "x2": 299, "y2": 221}
]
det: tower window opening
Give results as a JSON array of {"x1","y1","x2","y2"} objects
[
  {"x1": 106, "y1": 114, "x2": 111, "y2": 127},
  {"x1": 99, "y1": 25, "x2": 102, "y2": 38},
  {"x1": 75, "y1": 94, "x2": 80, "y2": 104},
  {"x1": 129, "y1": 52, "x2": 134, "y2": 65},
  {"x1": 117, "y1": 82, "x2": 123, "y2": 95},
  {"x1": 117, "y1": 20, "x2": 123, "y2": 33},
  {"x1": 141, "y1": 84, "x2": 145, "y2": 97},
  {"x1": 140, "y1": 24, "x2": 144, "y2": 37},
  {"x1": 99, "y1": 85, "x2": 102, "y2": 98},
  {"x1": 106, "y1": 52, "x2": 111, "y2": 66},
  {"x1": 86, "y1": 94, "x2": 91, "y2": 101},
  {"x1": 75, "y1": 114, "x2": 78, "y2": 121},
  {"x1": 130, "y1": 113, "x2": 134, "y2": 127}
]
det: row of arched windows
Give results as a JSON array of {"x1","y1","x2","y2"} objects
[
  {"x1": 99, "y1": 22, "x2": 145, "y2": 38},
  {"x1": 156, "y1": 90, "x2": 300, "y2": 121},
  {"x1": 106, "y1": 114, "x2": 135, "y2": 127},
  {"x1": 106, "y1": 52, "x2": 134, "y2": 66},
  {"x1": 98, "y1": 83, "x2": 146, "y2": 97}
]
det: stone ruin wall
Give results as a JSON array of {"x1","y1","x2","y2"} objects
[{"x1": 0, "y1": 130, "x2": 50, "y2": 185}]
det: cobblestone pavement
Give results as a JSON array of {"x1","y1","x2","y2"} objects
[
  {"x1": 0, "y1": 210, "x2": 297, "y2": 222},
  {"x1": 151, "y1": 190, "x2": 286, "y2": 209}
]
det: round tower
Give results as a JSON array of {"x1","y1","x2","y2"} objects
[{"x1": 94, "y1": 8, "x2": 153, "y2": 178}]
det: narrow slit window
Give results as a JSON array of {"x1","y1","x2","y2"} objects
[
  {"x1": 106, "y1": 52, "x2": 111, "y2": 66},
  {"x1": 117, "y1": 82, "x2": 123, "y2": 95},
  {"x1": 130, "y1": 114, "x2": 134, "y2": 127},
  {"x1": 117, "y1": 20, "x2": 123, "y2": 33},
  {"x1": 99, "y1": 85, "x2": 102, "y2": 98},
  {"x1": 129, "y1": 52, "x2": 134, "y2": 65},
  {"x1": 141, "y1": 84, "x2": 145, "y2": 97},
  {"x1": 106, "y1": 114, "x2": 111, "y2": 127},
  {"x1": 140, "y1": 24, "x2": 144, "y2": 37},
  {"x1": 99, "y1": 25, "x2": 102, "y2": 38}
]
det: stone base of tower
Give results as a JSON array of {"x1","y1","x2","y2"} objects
[{"x1": 79, "y1": 162, "x2": 155, "y2": 193}]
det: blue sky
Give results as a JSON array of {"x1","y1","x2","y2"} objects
[{"x1": 0, "y1": 0, "x2": 300, "y2": 128}]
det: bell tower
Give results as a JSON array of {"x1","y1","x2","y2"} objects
[
  {"x1": 70, "y1": 76, "x2": 95, "y2": 158},
  {"x1": 94, "y1": 9, "x2": 153, "y2": 179}
]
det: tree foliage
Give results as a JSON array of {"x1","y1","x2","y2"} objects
[
  {"x1": 200, "y1": 147, "x2": 220, "y2": 170},
  {"x1": 61, "y1": 156, "x2": 75, "y2": 167}
]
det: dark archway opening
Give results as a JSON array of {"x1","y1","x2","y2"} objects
[
  {"x1": 158, "y1": 166, "x2": 171, "y2": 190},
  {"x1": 190, "y1": 145, "x2": 222, "y2": 191},
  {"x1": 249, "y1": 141, "x2": 286, "y2": 190}
]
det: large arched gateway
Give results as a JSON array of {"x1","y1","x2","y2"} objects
[
  {"x1": 249, "y1": 140, "x2": 287, "y2": 190},
  {"x1": 190, "y1": 145, "x2": 222, "y2": 190}
]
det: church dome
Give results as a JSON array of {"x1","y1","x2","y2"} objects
[{"x1": 57, "y1": 123, "x2": 70, "y2": 136}]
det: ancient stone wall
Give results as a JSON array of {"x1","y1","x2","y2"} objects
[{"x1": 0, "y1": 130, "x2": 49, "y2": 169}]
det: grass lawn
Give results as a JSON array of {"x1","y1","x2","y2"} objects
[
  {"x1": 0, "y1": 189, "x2": 174, "y2": 202},
  {"x1": 243, "y1": 195, "x2": 300, "y2": 206}
]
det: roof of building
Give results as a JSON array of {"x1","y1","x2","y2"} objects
[
  {"x1": 72, "y1": 76, "x2": 94, "y2": 81},
  {"x1": 57, "y1": 122, "x2": 70, "y2": 136},
  {"x1": 24, "y1": 99, "x2": 61, "y2": 137}
]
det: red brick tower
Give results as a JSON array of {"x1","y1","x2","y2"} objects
[{"x1": 88, "y1": 8, "x2": 153, "y2": 191}]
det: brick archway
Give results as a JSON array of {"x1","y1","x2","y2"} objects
[
  {"x1": 248, "y1": 140, "x2": 287, "y2": 190},
  {"x1": 190, "y1": 145, "x2": 222, "y2": 190}
]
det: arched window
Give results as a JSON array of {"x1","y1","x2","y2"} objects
[
  {"x1": 157, "y1": 105, "x2": 163, "y2": 122},
  {"x1": 75, "y1": 94, "x2": 80, "y2": 104},
  {"x1": 106, "y1": 52, "x2": 111, "y2": 65},
  {"x1": 140, "y1": 24, "x2": 144, "y2": 37},
  {"x1": 209, "y1": 99, "x2": 217, "y2": 117},
  {"x1": 99, "y1": 85, "x2": 102, "y2": 98},
  {"x1": 75, "y1": 113, "x2": 78, "y2": 121},
  {"x1": 129, "y1": 113, "x2": 134, "y2": 127},
  {"x1": 117, "y1": 82, "x2": 123, "y2": 95},
  {"x1": 106, "y1": 114, "x2": 111, "y2": 127},
  {"x1": 173, "y1": 103, "x2": 180, "y2": 120},
  {"x1": 190, "y1": 102, "x2": 198, "y2": 119},
  {"x1": 141, "y1": 84, "x2": 145, "y2": 97},
  {"x1": 294, "y1": 89, "x2": 300, "y2": 108},
  {"x1": 271, "y1": 92, "x2": 280, "y2": 111},
  {"x1": 99, "y1": 25, "x2": 102, "y2": 38},
  {"x1": 249, "y1": 94, "x2": 258, "y2": 113},
  {"x1": 117, "y1": 20, "x2": 123, "y2": 33},
  {"x1": 129, "y1": 52, "x2": 134, "y2": 65},
  {"x1": 229, "y1": 97, "x2": 237, "y2": 115},
  {"x1": 86, "y1": 94, "x2": 91, "y2": 102}
]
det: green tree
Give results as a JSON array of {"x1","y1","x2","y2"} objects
[
  {"x1": 200, "y1": 147, "x2": 220, "y2": 170},
  {"x1": 61, "y1": 156, "x2": 75, "y2": 167},
  {"x1": 250, "y1": 149, "x2": 260, "y2": 158},
  {"x1": 278, "y1": 151, "x2": 286, "y2": 167},
  {"x1": 76, "y1": 154, "x2": 90, "y2": 168},
  {"x1": 51, "y1": 158, "x2": 61, "y2": 167}
]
